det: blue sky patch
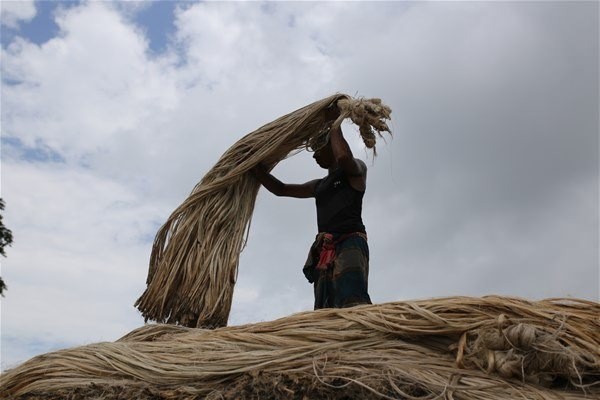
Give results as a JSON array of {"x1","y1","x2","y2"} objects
[
  {"x1": 2, "y1": 137, "x2": 65, "y2": 164},
  {"x1": 1, "y1": 336, "x2": 74, "y2": 370},
  {"x1": 1, "y1": 1, "x2": 81, "y2": 48},
  {"x1": 132, "y1": 0, "x2": 180, "y2": 55},
  {"x1": 1, "y1": 1, "x2": 192, "y2": 56}
]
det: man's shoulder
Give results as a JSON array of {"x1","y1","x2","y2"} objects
[
  {"x1": 355, "y1": 158, "x2": 367, "y2": 175},
  {"x1": 355, "y1": 158, "x2": 367, "y2": 170},
  {"x1": 343, "y1": 158, "x2": 366, "y2": 178}
]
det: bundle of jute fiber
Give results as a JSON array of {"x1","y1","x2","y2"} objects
[
  {"x1": 134, "y1": 93, "x2": 392, "y2": 328},
  {"x1": 2, "y1": 296, "x2": 598, "y2": 399}
]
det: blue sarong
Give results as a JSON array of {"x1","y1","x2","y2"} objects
[{"x1": 303, "y1": 233, "x2": 372, "y2": 309}]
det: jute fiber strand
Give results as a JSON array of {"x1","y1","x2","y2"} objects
[
  {"x1": 2, "y1": 296, "x2": 599, "y2": 399},
  {"x1": 134, "y1": 94, "x2": 392, "y2": 328}
]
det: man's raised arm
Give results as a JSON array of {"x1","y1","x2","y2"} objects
[{"x1": 329, "y1": 126, "x2": 365, "y2": 177}]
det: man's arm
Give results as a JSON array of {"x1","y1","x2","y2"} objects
[
  {"x1": 252, "y1": 164, "x2": 318, "y2": 198},
  {"x1": 329, "y1": 125, "x2": 365, "y2": 177}
]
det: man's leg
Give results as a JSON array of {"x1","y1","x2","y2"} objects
[{"x1": 331, "y1": 237, "x2": 371, "y2": 308}]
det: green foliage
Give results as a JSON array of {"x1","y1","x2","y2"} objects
[{"x1": 0, "y1": 198, "x2": 13, "y2": 295}]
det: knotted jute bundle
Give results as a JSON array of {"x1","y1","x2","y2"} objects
[
  {"x1": 456, "y1": 313, "x2": 598, "y2": 387},
  {"x1": 134, "y1": 94, "x2": 392, "y2": 328},
  {"x1": 2, "y1": 296, "x2": 598, "y2": 399}
]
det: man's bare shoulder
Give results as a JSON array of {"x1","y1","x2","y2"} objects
[
  {"x1": 355, "y1": 158, "x2": 367, "y2": 169},
  {"x1": 355, "y1": 158, "x2": 367, "y2": 175}
]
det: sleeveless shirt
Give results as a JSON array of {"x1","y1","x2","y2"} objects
[{"x1": 314, "y1": 168, "x2": 366, "y2": 234}]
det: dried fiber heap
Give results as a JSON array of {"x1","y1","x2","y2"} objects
[
  {"x1": 2, "y1": 296, "x2": 599, "y2": 399},
  {"x1": 134, "y1": 93, "x2": 392, "y2": 328}
]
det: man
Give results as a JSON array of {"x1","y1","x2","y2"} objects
[{"x1": 252, "y1": 121, "x2": 372, "y2": 309}]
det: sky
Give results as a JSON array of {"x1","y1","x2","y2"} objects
[{"x1": 0, "y1": 0, "x2": 598, "y2": 370}]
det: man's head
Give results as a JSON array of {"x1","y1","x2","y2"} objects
[
  {"x1": 313, "y1": 141, "x2": 335, "y2": 169},
  {"x1": 324, "y1": 104, "x2": 341, "y2": 121},
  {"x1": 311, "y1": 104, "x2": 340, "y2": 169}
]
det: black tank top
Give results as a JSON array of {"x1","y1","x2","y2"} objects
[{"x1": 314, "y1": 168, "x2": 366, "y2": 234}]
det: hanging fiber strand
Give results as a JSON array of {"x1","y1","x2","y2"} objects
[
  {"x1": 134, "y1": 94, "x2": 392, "y2": 328},
  {"x1": 2, "y1": 296, "x2": 598, "y2": 399}
]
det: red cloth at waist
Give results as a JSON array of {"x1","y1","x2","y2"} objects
[{"x1": 315, "y1": 232, "x2": 367, "y2": 270}]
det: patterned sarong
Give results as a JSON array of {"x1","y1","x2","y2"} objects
[{"x1": 303, "y1": 232, "x2": 372, "y2": 309}]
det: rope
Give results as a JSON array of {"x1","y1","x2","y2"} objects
[{"x1": 2, "y1": 296, "x2": 598, "y2": 399}]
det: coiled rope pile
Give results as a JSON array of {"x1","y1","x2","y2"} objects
[
  {"x1": 134, "y1": 93, "x2": 392, "y2": 328},
  {"x1": 2, "y1": 296, "x2": 598, "y2": 399}
]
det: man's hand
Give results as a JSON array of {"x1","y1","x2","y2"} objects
[{"x1": 324, "y1": 104, "x2": 341, "y2": 121}]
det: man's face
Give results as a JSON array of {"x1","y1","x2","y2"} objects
[{"x1": 313, "y1": 145, "x2": 334, "y2": 169}]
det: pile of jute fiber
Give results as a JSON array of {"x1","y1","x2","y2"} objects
[
  {"x1": 2, "y1": 296, "x2": 598, "y2": 399},
  {"x1": 134, "y1": 93, "x2": 392, "y2": 328}
]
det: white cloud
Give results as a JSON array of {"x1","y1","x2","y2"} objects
[
  {"x1": 2, "y1": 2, "x2": 178, "y2": 156},
  {"x1": 174, "y1": 2, "x2": 337, "y2": 89},
  {"x1": 1, "y1": 161, "x2": 157, "y2": 368},
  {"x1": 0, "y1": 0, "x2": 36, "y2": 28}
]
